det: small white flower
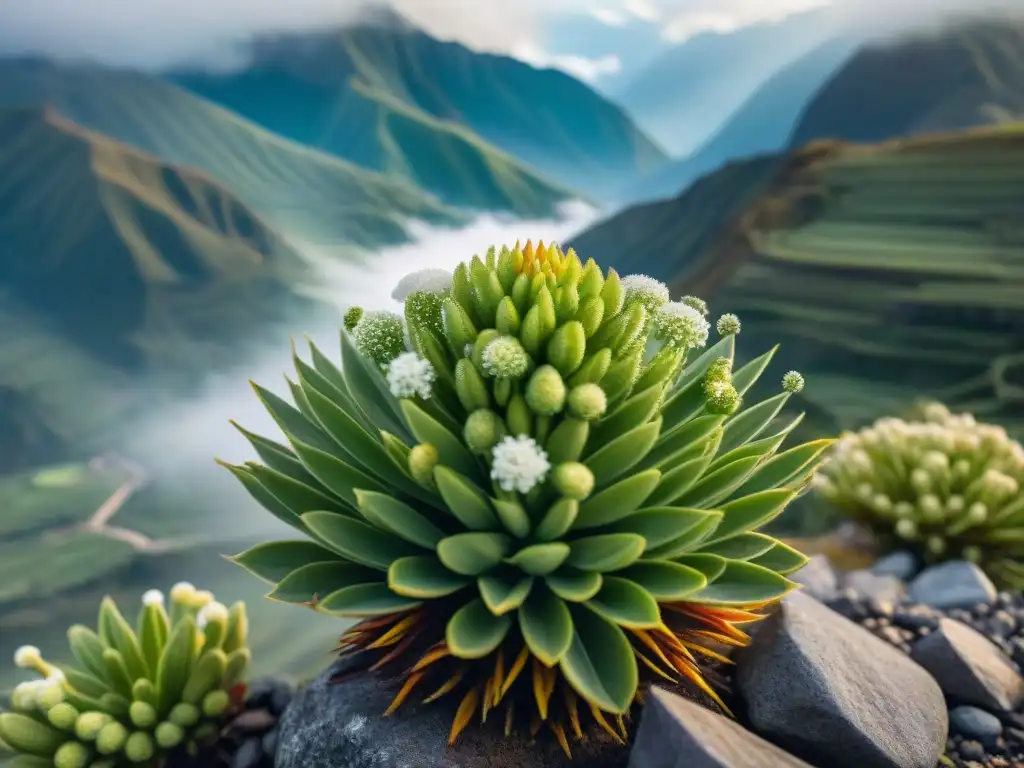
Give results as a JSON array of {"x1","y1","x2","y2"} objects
[
  {"x1": 12, "y1": 680, "x2": 41, "y2": 707},
  {"x1": 13, "y1": 645, "x2": 41, "y2": 669},
  {"x1": 491, "y1": 436, "x2": 551, "y2": 494},
  {"x1": 482, "y1": 336, "x2": 530, "y2": 379},
  {"x1": 715, "y1": 313, "x2": 741, "y2": 336},
  {"x1": 353, "y1": 310, "x2": 406, "y2": 366},
  {"x1": 142, "y1": 589, "x2": 165, "y2": 607},
  {"x1": 391, "y1": 269, "x2": 453, "y2": 301},
  {"x1": 169, "y1": 582, "x2": 196, "y2": 602},
  {"x1": 621, "y1": 274, "x2": 670, "y2": 311},
  {"x1": 653, "y1": 302, "x2": 710, "y2": 350},
  {"x1": 46, "y1": 669, "x2": 66, "y2": 683},
  {"x1": 197, "y1": 601, "x2": 229, "y2": 630},
  {"x1": 386, "y1": 352, "x2": 436, "y2": 399},
  {"x1": 681, "y1": 295, "x2": 709, "y2": 317},
  {"x1": 781, "y1": 370, "x2": 805, "y2": 393}
]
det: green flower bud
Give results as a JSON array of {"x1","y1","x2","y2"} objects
[
  {"x1": 567, "y1": 383, "x2": 607, "y2": 421},
  {"x1": 895, "y1": 518, "x2": 918, "y2": 539},
  {"x1": 681, "y1": 296, "x2": 709, "y2": 317},
  {"x1": 635, "y1": 346, "x2": 685, "y2": 392},
  {"x1": 96, "y1": 721, "x2": 129, "y2": 755},
  {"x1": 705, "y1": 380, "x2": 741, "y2": 415},
  {"x1": 471, "y1": 268, "x2": 505, "y2": 326},
  {"x1": 520, "y1": 304, "x2": 544, "y2": 357},
  {"x1": 352, "y1": 310, "x2": 406, "y2": 367},
  {"x1": 505, "y1": 394, "x2": 533, "y2": 437},
  {"x1": 74, "y1": 712, "x2": 111, "y2": 741},
  {"x1": 471, "y1": 328, "x2": 502, "y2": 372},
  {"x1": 201, "y1": 689, "x2": 230, "y2": 718},
  {"x1": 404, "y1": 290, "x2": 446, "y2": 340},
  {"x1": 129, "y1": 700, "x2": 157, "y2": 729},
  {"x1": 536, "y1": 286, "x2": 558, "y2": 337},
  {"x1": 552, "y1": 462, "x2": 595, "y2": 500},
  {"x1": 962, "y1": 545, "x2": 982, "y2": 563},
  {"x1": 481, "y1": 335, "x2": 530, "y2": 379},
  {"x1": 554, "y1": 284, "x2": 580, "y2": 323},
  {"x1": 409, "y1": 444, "x2": 440, "y2": 490},
  {"x1": 615, "y1": 301, "x2": 650, "y2": 354},
  {"x1": 495, "y1": 297, "x2": 521, "y2": 336},
  {"x1": 510, "y1": 273, "x2": 531, "y2": 315},
  {"x1": 600, "y1": 269, "x2": 624, "y2": 317},
  {"x1": 578, "y1": 258, "x2": 604, "y2": 301},
  {"x1": 47, "y1": 702, "x2": 79, "y2": 730},
  {"x1": 601, "y1": 346, "x2": 644, "y2": 405},
  {"x1": 464, "y1": 410, "x2": 507, "y2": 454},
  {"x1": 576, "y1": 295, "x2": 605, "y2": 338},
  {"x1": 125, "y1": 731, "x2": 155, "y2": 763},
  {"x1": 569, "y1": 348, "x2": 612, "y2": 386},
  {"x1": 168, "y1": 703, "x2": 201, "y2": 728},
  {"x1": 716, "y1": 313, "x2": 741, "y2": 336},
  {"x1": 547, "y1": 321, "x2": 587, "y2": 377},
  {"x1": 525, "y1": 366, "x2": 567, "y2": 417},
  {"x1": 343, "y1": 306, "x2": 364, "y2": 332},
  {"x1": 54, "y1": 741, "x2": 90, "y2": 768},
  {"x1": 496, "y1": 245, "x2": 517, "y2": 292},
  {"x1": 451, "y1": 263, "x2": 477, "y2": 322},
  {"x1": 782, "y1": 370, "x2": 805, "y2": 393},
  {"x1": 35, "y1": 682, "x2": 65, "y2": 711},
  {"x1": 926, "y1": 535, "x2": 946, "y2": 556},
  {"x1": 443, "y1": 297, "x2": 479, "y2": 353},
  {"x1": 706, "y1": 357, "x2": 732, "y2": 384},
  {"x1": 154, "y1": 722, "x2": 185, "y2": 750},
  {"x1": 545, "y1": 418, "x2": 590, "y2": 463},
  {"x1": 455, "y1": 359, "x2": 490, "y2": 411}
]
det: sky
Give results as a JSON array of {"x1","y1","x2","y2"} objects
[{"x1": 1, "y1": 0, "x2": 1019, "y2": 82}]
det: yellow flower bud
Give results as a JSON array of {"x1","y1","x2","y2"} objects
[{"x1": 525, "y1": 366, "x2": 567, "y2": 417}]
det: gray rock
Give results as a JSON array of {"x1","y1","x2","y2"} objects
[
  {"x1": 790, "y1": 555, "x2": 839, "y2": 601},
  {"x1": 277, "y1": 656, "x2": 629, "y2": 768},
  {"x1": 871, "y1": 551, "x2": 919, "y2": 581},
  {"x1": 910, "y1": 618, "x2": 1024, "y2": 712},
  {"x1": 843, "y1": 570, "x2": 906, "y2": 604},
  {"x1": 736, "y1": 591, "x2": 948, "y2": 768},
  {"x1": 948, "y1": 706, "x2": 1002, "y2": 746},
  {"x1": 627, "y1": 687, "x2": 813, "y2": 768},
  {"x1": 908, "y1": 561, "x2": 996, "y2": 611}
]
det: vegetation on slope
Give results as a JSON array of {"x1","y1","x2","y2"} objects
[
  {"x1": 169, "y1": 12, "x2": 666, "y2": 201},
  {"x1": 572, "y1": 125, "x2": 1024, "y2": 438}
]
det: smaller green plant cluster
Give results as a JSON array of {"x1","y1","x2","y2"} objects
[
  {"x1": 814, "y1": 402, "x2": 1024, "y2": 587},
  {"x1": 0, "y1": 583, "x2": 251, "y2": 768}
]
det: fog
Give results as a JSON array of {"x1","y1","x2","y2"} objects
[{"x1": 121, "y1": 201, "x2": 599, "y2": 539}]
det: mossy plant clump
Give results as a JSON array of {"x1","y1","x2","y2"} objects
[
  {"x1": 0, "y1": 584, "x2": 251, "y2": 767},
  {"x1": 814, "y1": 401, "x2": 1024, "y2": 588},
  {"x1": 225, "y1": 241, "x2": 831, "y2": 755}
]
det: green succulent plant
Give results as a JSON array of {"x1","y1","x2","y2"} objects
[
  {"x1": 0, "y1": 584, "x2": 251, "y2": 768},
  {"x1": 814, "y1": 401, "x2": 1024, "y2": 588},
  {"x1": 226, "y1": 241, "x2": 830, "y2": 755}
]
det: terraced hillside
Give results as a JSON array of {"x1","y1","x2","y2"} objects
[
  {"x1": 169, "y1": 11, "x2": 666, "y2": 202},
  {"x1": 0, "y1": 58, "x2": 574, "y2": 246},
  {"x1": 571, "y1": 125, "x2": 1024, "y2": 437}
]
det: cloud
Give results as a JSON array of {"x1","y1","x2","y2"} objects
[
  {"x1": 512, "y1": 41, "x2": 623, "y2": 82},
  {"x1": 590, "y1": 8, "x2": 631, "y2": 27}
]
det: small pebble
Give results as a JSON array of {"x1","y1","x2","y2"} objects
[
  {"x1": 232, "y1": 737, "x2": 264, "y2": 768},
  {"x1": 950, "y1": 706, "x2": 1003, "y2": 746}
]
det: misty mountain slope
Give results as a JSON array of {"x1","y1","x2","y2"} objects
[
  {"x1": 789, "y1": 20, "x2": 1024, "y2": 147},
  {"x1": 621, "y1": 36, "x2": 860, "y2": 204},
  {"x1": 571, "y1": 124, "x2": 1024, "y2": 437},
  {"x1": 613, "y1": 10, "x2": 836, "y2": 156},
  {"x1": 168, "y1": 15, "x2": 668, "y2": 201},
  {"x1": 0, "y1": 58, "x2": 485, "y2": 247}
]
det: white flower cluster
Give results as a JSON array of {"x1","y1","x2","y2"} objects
[
  {"x1": 621, "y1": 274, "x2": 670, "y2": 312},
  {"x1": 482, "y1": 336, "x2": 530, "y2": 379},
  {"x1": 391, "y1": 268, "x2": 453, "y2": 301},
  {"x1": 491, "y1": 435, "x2": 551, "y2": 494},
  {"x1": 653, "y1": 301, "x2": 710, "y2": 350},
  {"x1": 386, "y1": 352, "x2": 436, "y2": 399}
]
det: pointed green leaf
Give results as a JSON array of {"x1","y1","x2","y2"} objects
[
  {"x1": 585, "y1": 577, "x2": 661, "y2": 628},
  {"x1": 739, "y1": 439, "x2": 834, "y2": 495},
  {"x1": 691, "y1": 561, "x2": 797, "y2": 604},
  {"x1": 221, "y1": 462, "x2": 308, "y2": 533},
  {"x1": 535, "y1": 498, "x2": 579, "y2": 541},
  {"x1": 267, "y1": 562, "x2": 380, "y2": 604},
  {"x1": 673, "y1": 553, "x2": 728, "y2": 582},
  {"x1": 67, "y1": 625, "x2": 110, "y2": 681},
  {"x1": 566, "y1": 534, "x2": 646, "y2": 572},
  {"x1": 434, "y1": 467, "x2": 500, "y2": 530},
  {"x1": 294, "y1": 348, "x2": 370, "y2": 434},
  {"x1": 519, "y1": 586, "x2": 573, "y2": 666},
  {"x1": 720, "y1": 392, "x2": 792, "y2": 453},
  {"x1": 703, "y1": 488, "x2": 797, "y2": 544},
  {"x1": 560, "y1": 605, "x2": 638, "y2": 714},
  {"x1": 479, "y1": 573, "x2": 534, "y2": 615},
  {"x1": 644, "y1": 414, "x2": 727, "y2": 470},
  {"x1": 750, "y1": 540, "x2": 810, "y2": 575},
  {"x1": 355, "y1": 490, "x2": 446, "y2": 549},
  {"x1": 492, "y1": 498, "x2": 532, "y2": 539},
  {"x1": 248, "y1": 462, "x2": 351, "y2": 518},
  {"x1": 98, "y1": 598, "x2": 148, "y2": 681},
  {"x1": 674, "y1": 456, "x2": 761, "y2": 508},
  {"x1": 506, "y1": 543, "x2": 571, "y2": 575},
  {"x1": 671, "y1": 334, "x2": 735, "y2": 394},
  {"x1": 730, "y1": 346, "x2": 777, "y2": 396},
  {"x1": 437, "y1": 532, "x2": 512, "y2": 576},
  {"x1": 318, "y1": 583, "x2": 421, "y2": 617},
  {"x1": 698, "y1": 532, "x2": 778, "y2": 560},
  {"x1": 301, "y1": 511, "x2": 423, "y2": 570},
  {"x1": 644, "y1": 447, "x2": 717, "y2": 507},
  {"x1": 340, "y1": 330, "x2": 411, "y2": 439},
  {"x1": 603, "y1": 507, "x2": 723, "y2": 550},
  {"x1": 590, "y1": 384, "x2": 665, "y2": 448},
  {"x1": 546, "y1": 568, "x2": 604, "y2": 602},
  {"x1": 308, "y1": 339, "x2": 355, "y2": 405},
  {"x1": 585, "y1": 419, "x2": 662, "y2": 487},
  {"x1": 389, "y1": 555, "x2": 470, "y2": 598},
  {"x1": 251, "y1": 382, "x2": 332, "y2": 452},
  {"x1": 156, "y1": 615, "x2": 196, "y2": 716},
  {"x1": 620, "y1": 561, "x2": 707, "y2": 600},
  {"x1": 643, "y1": 515, "x2": 722, "y2": 559},
  {"x1": 230, "y1": 421, "x2": 321, "y2": 488},
  {"x1": 573, "y1": 469, "x2": 661, "y2": 530},
  {"x1": 446, "y1": 599, "x2": 513, "y2": 659},
  {"x1": 708, "y1": 412, "x2": 805, "y2": 473},
  {"x1": 290, "y1": 439, "x2": 385, "y2": 510},
  {"x1": 230, "y1": 540, "x2": 340, "y2": 584},
  {"x1": 136, "y1": 605, "x2": 168, "y2": 684},
  {"x1": 402, "y1": 400, "x2": 480, "y2": 480}
]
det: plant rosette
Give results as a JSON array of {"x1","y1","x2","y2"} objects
[
  {"x1": 0, "y1": 585, "x2": 251, "y2": 768},
  {"x1": 226, "y1": 242, "x2": 830, "y2": 756}
]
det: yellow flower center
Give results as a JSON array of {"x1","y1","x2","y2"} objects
[{"x1": 514, "y1": 240, "x2": 568, "y2": 279}]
